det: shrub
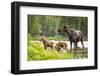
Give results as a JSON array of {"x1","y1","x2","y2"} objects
[
  {"x1": 28, "y1": 41, "x2": 74, "y2": 61},
  {"x1": 28, "y1": 41, "x2": 86, "y2": 61}
]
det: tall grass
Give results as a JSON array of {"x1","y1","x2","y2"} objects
[{"x1": 27, "y1": 41, "x2": 87, "y2": 61}]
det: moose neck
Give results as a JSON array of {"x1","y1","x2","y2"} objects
[
  {"x1": 65, "y1": 29, "x2": 72, "y2": 38},
  {"x1": 42, "y1": 40, "x2": 47, "y2": 44}
]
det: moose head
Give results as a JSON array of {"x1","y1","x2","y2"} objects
[
  {"x1": 58, "y1": 25, "x2": 70, "y2": 33},
  {"x1": 63, "y1": 25, "x2": 70, "y2": 32}
]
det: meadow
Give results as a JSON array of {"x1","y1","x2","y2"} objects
[
  {"x1": 27, "y1": 40, "x2": 87, "y2": 61},
  {"x1": 27, "y1": 15, "x2": 88, "y2": 61}
]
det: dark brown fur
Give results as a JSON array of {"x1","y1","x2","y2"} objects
[{"x1": 59, "y1": 25, "x2": 84, "y2": 55}]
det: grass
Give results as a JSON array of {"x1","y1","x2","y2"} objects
[
  {"x1": 31, "y1": 35, "x2": 68, "y2": 41},
  {"x1": 48, "y1": 35, "x2": 67, "y2": 41},
  {"x1": 27, "y1": 41, "x2": 87, "y2": 61}
]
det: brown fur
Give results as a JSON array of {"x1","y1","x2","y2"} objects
[
  {"x1": 40, "y1": 37, "x2": 54, "y2": 50},
  {"x1": 55, "y1": 42, "x2": 68, "y2": 51}
]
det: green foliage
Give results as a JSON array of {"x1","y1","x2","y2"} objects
[
  {"x1": 27, "y1": 15, "x2": 88, "y2": 61},
  {"x1": 28, "y1": 34, "x2": 32, "y2": 46},
  {"x1": 28, "y1": 15, "x2": 88, "y2": 41},
  {"x1": 28, "y1": 41, "x2": 86, "y2": 61},
  {"x1": 31, "y1": 36, "x2": 40, "y2": 40},
  {"x1": 31, "y1": 35, "x2": 67, "y2": 41},
  {"x1": 48, "y1": 35, "x2": 68, "y2": 41},
  {"x1": 28, "y1": 16, "x2": 41, "y2": 36}
]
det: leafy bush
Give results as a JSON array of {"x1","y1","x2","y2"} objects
[
  {"x1": 28, "y1": 41, "x2": 87, "y2": 61},
  {"x1": 31, "y1": 36, "x2": 41, "y2": 40},
  {"x1": 28, "y1": 41, "x2": 74, "y2": 61}
]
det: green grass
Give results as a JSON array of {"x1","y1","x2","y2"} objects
[
  {"x1": 48, "y1": 35, "x2": 68, "y2": 41},
  {"x1": 27, "y1": 41, "x2": 87, "y2": 61},
  {"x1": 31, "y1": 35, "x2": 68, "y2": 41}
]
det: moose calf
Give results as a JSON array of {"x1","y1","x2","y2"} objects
[
  {"x1": 40, "y1": 37, "x2": 54, "y2": 50},
  {"x1": 55, "y1": 41, "x2": 68, "y2": 52}
]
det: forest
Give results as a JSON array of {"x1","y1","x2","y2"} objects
[
  {"x1": 28, "y1": 15, "x2": 88, "y2": 61},
  {"x1": 28, "y1": 15, "x2": 88, "y2": 41}
]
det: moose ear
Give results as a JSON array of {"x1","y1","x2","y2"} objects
[
  {"x1": 64, "y1": 25, "x2": 67, "y2": 28},
  {"x1": 58, "y1": 28, "x2": 62, "y2": 32},
  {"x1": 64, "y1": 25, "x2": 69, "y2": 28}
]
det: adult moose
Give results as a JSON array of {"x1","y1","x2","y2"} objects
[{"x1": 59, "y1": 25, "x2": 84, "y2": 56}]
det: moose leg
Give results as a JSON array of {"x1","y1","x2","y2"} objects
[
  {"x1": 70, "y1": 41, "x2": 72, "y2": 53},
  {"x1": 51, "y1": 46, "x2": 53, "y2": 50},
  {"x1": 73, "y1": 42, "x2": 77, "y2": 58},
  {"x1": 44, "y1": 45, "x2": 47, "y2": 50},
  {"x1": 81, "y1": 39, "x2": 85, "y2": 57}
]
